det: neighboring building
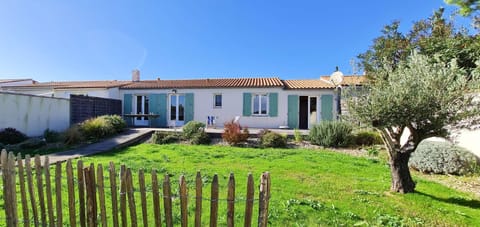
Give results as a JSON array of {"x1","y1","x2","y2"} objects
[
  {"x1": 3, "y1": 71, "x2": 366, "y2": 129},
  {"x1": 0, "y1": 79, "x2": 37, "y2": 89}
]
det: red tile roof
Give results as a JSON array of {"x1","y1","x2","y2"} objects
[
  {"x1": 283, "y1": 79, "x2": 335, "y2": 89},
  {"x1": 320, "y1": 75, "x2": 366, "y2": 86},
  {"x1": 4, "y1": 81, "x2": 132, "y2": 89},
  {"x1": 121, "y1": 77, "x2": 284, "y2": 89}
]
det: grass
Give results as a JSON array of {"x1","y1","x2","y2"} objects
[
  {"x1": 76, "y1": 144, "x2": 480, "y2": 226},
  {"x1": 1, "y1": 143, "x2": 478, "y2": 226}
]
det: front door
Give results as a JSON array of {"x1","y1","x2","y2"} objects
[
  {"x1": 169, "y1": 94, "x2": 185, "y2": 127},
  {"x1": 134, "y1": 95, "x2": 149, "y2": 126},
  {"x1": 299, "y1": 96, "x2": 318, "y2": 129}
]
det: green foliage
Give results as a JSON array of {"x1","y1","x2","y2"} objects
[
  {"x1": 190, "y1": 131, "x2": 211, "y2": 145},
  {"x1": 182, "y1": 121, "x2": 205, "y2": 139},
  {"x1": 222, "y1": 120, "x2": 249, "y2": 145},
  {"x1": 445, "y1": 0, "x2": 479, "y2": 16},
  {"x1": 64, "y1": 125, "x2": 84, "y2": 145},
  {"x1": 0, "y1": 127, "x2": 28, "y2": 145},
  {"x1": 151, "y1": 131, "x2": 180, "y2": 145},
  {"x1": 293, "y1": 128, "x2": 303, "y2": 143},
  {"x1": 358, "y1": 9, "x2": 479, "y2": 79},
  {"x1": 410, "y1": 140, "x2": 479, "y2": 175},
  {"x1": 43, "y1": 128, "x2": 61, "y2": 143},
  {"x1": 366, "y1": 147, "x2": 380, "y2": 157},
  {"x1": 103, "y1": 115, "x2": 127, "y2": 133},
  {"x1": 80, "y1": 115, "x2": 126, "y2": 140},
  {"x1": 309, "y1": 121, "x2": 353, "y2": 147},
  {"x1": 260, "y1": 131, "x2": 287, "y2": 148},
  {"x1": 353, "y1": 130, "x2": 383, "y2": 146}
]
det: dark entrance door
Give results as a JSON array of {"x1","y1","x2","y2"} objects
[{"x1": 299, "y1": 96, "x2": 308, "y2": 129}]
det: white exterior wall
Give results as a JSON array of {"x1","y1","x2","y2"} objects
[
  {"x1": 120, "y1": 87, "x2": 337, "y2": 129},
  {"x1": 0, "y1": 92, "x2": 70, "y2": 137}
]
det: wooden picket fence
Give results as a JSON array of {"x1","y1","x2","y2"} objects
[{"x1": 0, "y1": 150, "x2": 271, "y2": 226}]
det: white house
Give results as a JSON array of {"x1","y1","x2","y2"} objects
[{"x1": 2, "y1": 71, "x2": 365, "y2": 129}]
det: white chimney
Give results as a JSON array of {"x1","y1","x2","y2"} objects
[{"x1": 132, "y1": 69, "x2": 140, "y2": 82}]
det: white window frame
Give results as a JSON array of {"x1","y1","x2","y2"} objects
[
  {"x1": 252, "y1": 93, "x2": 269, "y2": 116},
  {"x1": 213, "y1": 93, "x2": 222, "y2": 108}
]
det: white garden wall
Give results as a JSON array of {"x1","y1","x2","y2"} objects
[{"x1": 0, "y1": 92, "x2": 70, "y2": 137}]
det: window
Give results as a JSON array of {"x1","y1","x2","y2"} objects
[
  {"x1": 214, "y1": 94, "x2": 222, "y2": 108},
  {"x1": 252, "y1": 94, "x2": 268, "y2": 115}
]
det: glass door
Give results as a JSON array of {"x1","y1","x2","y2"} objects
[
  {"x1": 169, "y1": 94, "x2": 185, "y2": 127},
  {"x1": 308, "y1": 97, "x2": 318, "y2": 129},
  {"x1": 134, "y1": 95, "x2": 149, "y2": 126}
]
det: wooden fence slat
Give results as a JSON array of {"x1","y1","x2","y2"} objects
[
  {"x1": 179, "y1": 175, "x2": 188, "y2": 227},
  {"x1": 119, "y1": 165, "x2": 127, "y2": 227},
  {"x1": 227, "y1": 173, "x2": 235, "y2": 227},
  {"x1": 84, "y1": 167, "x2": 95, "y2": 227},
  {"x1": 25, "y1": 155, "x2": 39, "y2": 226},
  {"x1": 139, "y1": 169, "x2": 148, "y2": 227},
  {"x1": 126, "y1": 168, "x2": 138, "y2": 227},
  {"x1": 55, "y1": 162, "x2": 63, "y2": 227},
  {"x1": 77, "y1": 160, "x2": 86, "y2": 227},
  {"x1": 66, "y1": 160, "x2": 76, "y2": 227},
  {"x1": 210, "y1": 174, "x2": 219, "y2": 227},
  {"x1": 97, "y1": 164, "x2": 108, "y2": 227},
  {"x1": 151, "y1": 170, "x2": 162, "y2": 227},
  {"x1": 244, "y1": 173, "x2": 254, "y2": 227},
  {"x1": 34, "y1": 155, "x2": 47, "y2": 227},
  {"x1": 109, "y1": 162, "x2": 119, "y2": 227},
  {"x1": 17, "y1": 153, "x2": 30, "y2": 227},
  {"x1": 257, "y1": 172, "x2": 270, "y2": 227},
  {"x1": 195, "y1": 171, "x2": 202, "y2": 227},
  {"x1": 163, "y1": 174, "x2": 173, "y2": 227},
  {"x1": 2, "y1": 151, "x2": 18, "y2": 226},
  {"x1": 44, "y1": 157, "x2": 55, "y2": 227}
]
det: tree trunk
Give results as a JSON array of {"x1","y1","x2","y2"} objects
[{"x1": 389, "y1": 152, "x2": 416, "y2": 193}]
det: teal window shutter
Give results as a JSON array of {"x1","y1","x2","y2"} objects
[
  {"x1": 269, "y1": 93, "x2": 278, "y2": 117},
  {"x1": 185, "y1": 93, "x2": 194, "y2": 123},
  {"x1": 158, "y1": 94, "x2": 168, "y2": 127},
  {"x1": 243, "y1": 93, "x2": 252, "y2": 116},
  {"x1": 321, "y1": 94, "x2": 334, "y2": 121},
  {"x1": 123, "y1": 94, "x2": 132, "y2": 126},
  {"x1": 287, "y1": 95, "x2": 299, "y2": 128}
]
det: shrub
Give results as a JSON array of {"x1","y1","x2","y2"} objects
[
  {"x1": 294, "y1": 129, "x2": 303, "y2": 143},
  {"x1": 103, "y1": 115, "x2": 126, "y2": 133},
  {"x1": 222, "y1": 120, "x2": 249, "y2": 145},
  {"x1": 151, "y1": 131, "x2": 179, "y2": 145},
  {"x1": 190, "y1": 131, "x2": 211, "y2": 145},
  {"x1": 309, "y1": 121, "x2": 353, "y2": 147},
  {"x1": 409, "y1": 140, "x2": 479, "y2": 175},
  {"x1": 80, "y1": 115, "x2": 125, "y2": 140},
  {"x1": 260, "y1": 132, "x2": 287, "y2": 148},
  {"x1": 64, "y1": 125, "x2": 84, "y2": 145},
  {"x1": 0, "y1": 127, "x2": 28, "y2": 145},
  {"x1": 353, "y1": 130, "x2": 383, "y2": 146},
  {"x1": 43, "y1": 128, "x2": 61, "y2": 143},
  {"x1": 182, "y1": 121, "x2": 205, "y2": 139}
]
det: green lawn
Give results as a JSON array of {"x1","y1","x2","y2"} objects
[{"x1": 75, "y1": 144, "x2": 480, "y2": 226}]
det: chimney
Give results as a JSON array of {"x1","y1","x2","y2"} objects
[{"x1": 132, "y1": 69, "x2": 140, "y2": 82}]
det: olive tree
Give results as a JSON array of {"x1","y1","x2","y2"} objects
[{"x1": 346, "y1": 53, "x2": 477, "y2": 193}]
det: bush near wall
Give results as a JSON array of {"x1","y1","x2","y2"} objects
[
  {"x1": 260, "y1": 131, "x2": 287, "y2": 148},
  {"x1": 309, "y1": 121, "x2": 353, "y2": 147},
  {"x1": 0, "y1": 128, "x2": 28, "y2": 145},
  {"x1": 222, "y1": 120, "x2": 249, "y2": 145},
  {"x1": 409, "y1": 140, "x2": 479, "y2": 175},
  {"x1": 79, "y1": 115, "x2": 126, "y2": 140},
  {"x1": 352, "y1": 130, "x2": 383, "y2": 146}
]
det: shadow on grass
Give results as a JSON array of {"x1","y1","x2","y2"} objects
[{"x1": 415, "y1": 191, "x2": 480, "y2": 209}]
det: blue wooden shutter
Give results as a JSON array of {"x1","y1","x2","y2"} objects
[
  {"x1": 185, "y1": 93, "x2": 194, "y2": 123},
  {"x1": 158, "y1": 94, "x2": 168, "y2": 127},
  {"x1": 321, "y1": 94, "x2": 334, "y2": 121},
  {"x1": 243, "y1": 93, "x2": 252, "y2": 116},
  {"x1": 148, "y1": 94, "x2": 168, "y2": 127},
  {"x1": 287, "y1": 95, "x2": 299, "y2": 128},
  {"x1": 123, "y1": 94, "x2": 132, "y2": 126},
  {"x1": 269, "y1": 93, "x2": 278, "y2": 117}
]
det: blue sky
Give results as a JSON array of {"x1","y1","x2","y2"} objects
[{"x1": 0, "y1": 1, "x2": 473, "y2": 82}]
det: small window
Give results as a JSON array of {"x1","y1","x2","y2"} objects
[
  {"x1": 214, "y1": 94, "x2": 222, "y2": 108},
  {"x1": 252, "y1": 94, "x2": 268, "y2": 115}
]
